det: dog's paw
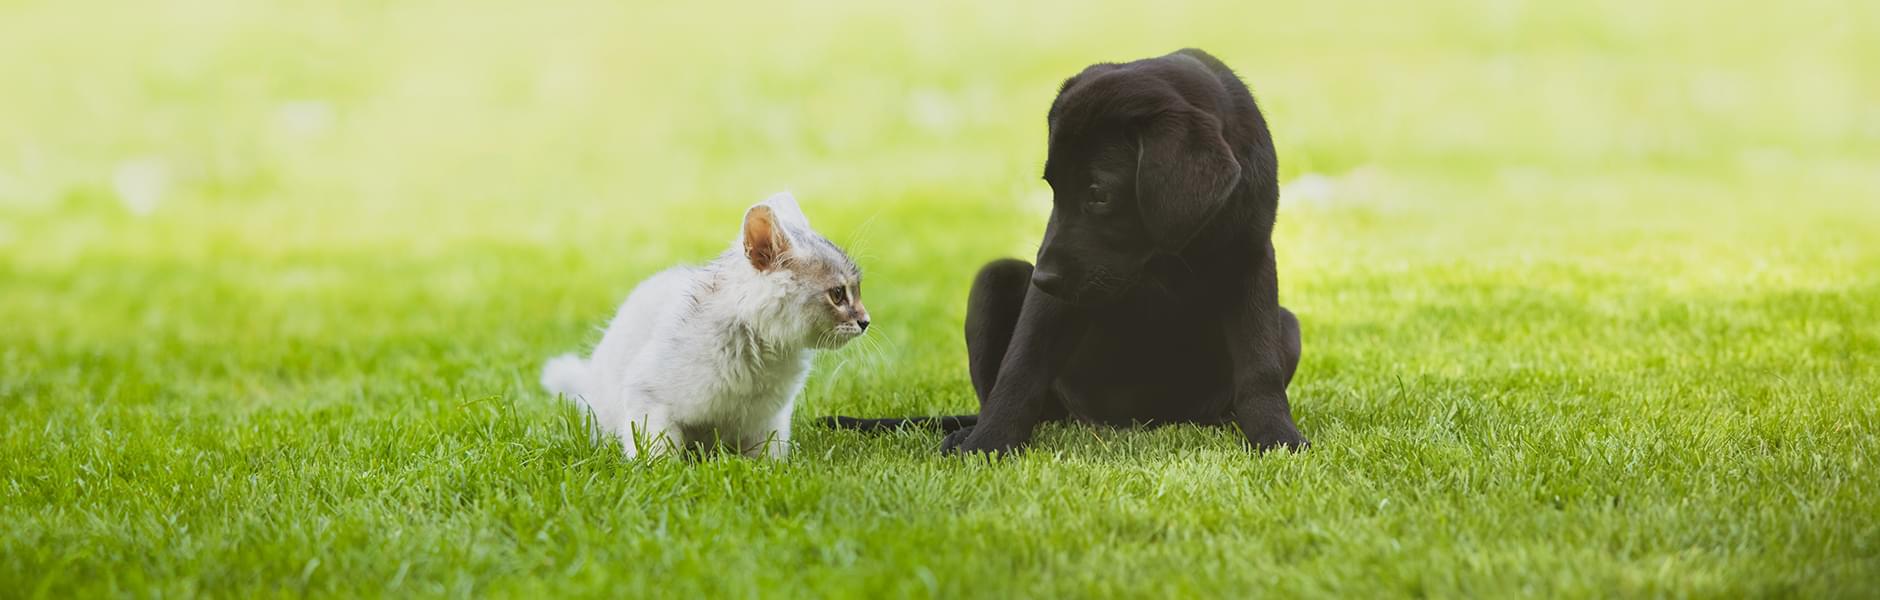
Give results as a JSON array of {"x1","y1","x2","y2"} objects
[
  {"x1": 1247, "y1": 437, "x2": 1310, "y2": 453},
  {"x1": 1242, "y1": 430, "x2": 1310, "y2": 453},
  {"x1": 1238, "y1": 420, "x2": 1310, "y2": 453},
  {"x1": 939, "y1": 425, "x2": 974, "y2": 453},
  {"x1": 940, "y1": 425, "x2": 1026, "y2": 456}
]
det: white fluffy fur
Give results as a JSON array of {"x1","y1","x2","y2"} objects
[{"x1": 541, "y1": 192, "x2": 864, "y2": 459}]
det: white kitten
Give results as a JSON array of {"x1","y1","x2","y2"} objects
[{"x1": 541, "y1": 192, "x2": 869, "y2": 459}]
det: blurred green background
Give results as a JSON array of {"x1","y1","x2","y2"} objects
[{"x1": 2, "y1": 0, "x2": 1877, "y2": 597}]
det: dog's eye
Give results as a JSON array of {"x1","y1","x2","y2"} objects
[
  {"x1": 826, "y1": 287, "x2": 847, "y2": 305},
  {"x1": 1085, "y1": 184, "x2": 1111, "y2": 212}
]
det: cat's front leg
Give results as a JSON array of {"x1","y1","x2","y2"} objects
[
  {"x1": 616, "y1": 408, "x2": 681, "y2": 459},
  {"x1": 741, "y1": 411, "x2": 792, "y2": 460}
]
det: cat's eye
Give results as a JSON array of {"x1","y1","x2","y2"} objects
[{"x1": 827, "y1": 287, "x2": 848, "y2": 305}]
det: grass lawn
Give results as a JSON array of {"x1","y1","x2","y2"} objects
[{"x1": 3, "y1": 0, "x2": 1878, "y2": 597}]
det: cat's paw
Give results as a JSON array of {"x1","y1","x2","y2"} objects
[{"x1": 940, "y1": 425, "x2": 1026, "y2": 456}]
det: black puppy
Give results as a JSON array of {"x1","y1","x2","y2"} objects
[{"x1": 827, "y1": 49, "x2": 1307, "y2": 453}]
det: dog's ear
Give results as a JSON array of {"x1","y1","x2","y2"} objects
[
  {"x1": 1136, "y1": 108, "x2": 1241, "y2": 252},
  {"x1": 742, "y1": 204, "x2": 793, "y2": 271}
]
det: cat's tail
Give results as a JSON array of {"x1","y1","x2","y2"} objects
[
  {"x1": 540, "y1": 353, "x2": 590, "y2": 405},
  {"x1": 818, "y1": 415, "x2": 978, "y2": 433}
]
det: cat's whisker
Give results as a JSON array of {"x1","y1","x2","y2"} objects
[
  {"x1": 863, "y1": 328, "x2": 897, "y2": 352},
  {"x1": 844, "y1": 207, "x2": 887, "y2": 261},
  {"x1": 823, "y1": 355, "x2": 850, "y2": 391},
  {"x1": 849, "y1": 335, "x2": 875, "y2": 359},
  {"x1": 860, "y1": 331, "x2": 890, "y2": 361}
]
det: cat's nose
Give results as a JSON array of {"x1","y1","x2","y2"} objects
[{"x1": 856, "y1": 319, "x2": 870, "y2": 332}]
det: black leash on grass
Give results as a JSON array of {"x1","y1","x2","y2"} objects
[{"x1": 818, "y1": 415, "x2": 978, "y2": 433}]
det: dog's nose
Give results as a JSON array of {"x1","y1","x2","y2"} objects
[
  {"x1": 1031, "y1": 270, "x2": 1066, "y2": 296},
  {"x1": 856, "y1": 320, "x2": 870, "y2": 332}
]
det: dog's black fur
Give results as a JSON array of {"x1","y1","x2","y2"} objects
[{"x1": 824, "y1": 49, "x2": 1307, "y2": 453}]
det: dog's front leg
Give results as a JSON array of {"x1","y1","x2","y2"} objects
[
  {"x1": 1225, "y1": 245, "x2": 1310, "y2": 452},
  {"x1": 944, "y1": 288, "x2": 1080, "y2": 455}
]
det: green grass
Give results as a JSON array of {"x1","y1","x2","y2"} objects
[{"x1": 4, "y1": 0, "x2": 1879, "y2": 597}]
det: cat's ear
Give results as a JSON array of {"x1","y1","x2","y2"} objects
[
  {"x1": 761, "y1": 191, "x2": 811, "y2": 228},
  {"x1": 742, "y1": 204, "x2": 793, "y2": 271}
]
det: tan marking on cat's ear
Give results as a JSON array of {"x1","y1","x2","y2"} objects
[{"x1": 743, "y1": 205, "x2": 790, "y2": 271}]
